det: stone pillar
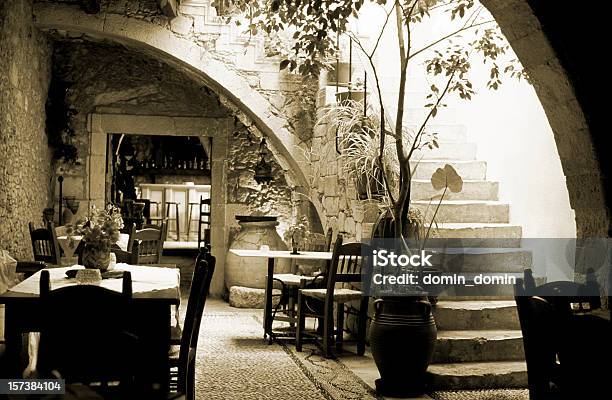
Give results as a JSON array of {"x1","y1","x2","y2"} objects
[
  {"x1": 87, "y1": 113, "x2": 107, "y2": 210},
  {"x1": 209, "y1": 119, "x2": 231, "y2": 296}
]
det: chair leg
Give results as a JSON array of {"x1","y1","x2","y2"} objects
[
  {"x1": 287, "y1": 287, "x2": 298, "y2": 328},
  {"x1": 336, "y1": 302, "x2": 344, "y2": 353},
  {"x1": 174, "y1": 203, "x2": 180, "y2": 241},
  {"x1": 296, "y1": 291, "x2": 305, "y2": 352},
  {"x1": 186, "y1": 204, "x2": 193, "y2": 241},
  {"x1": 323, "y1": 301, "x2": 334, "y2": 358},
  {"x1": 357, "y1": 297, "x2": 368, "y2": 356}
]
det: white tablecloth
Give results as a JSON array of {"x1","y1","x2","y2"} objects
[
  {"x1": 1, "y1": 250, "x2": 20, "y2": 341},
  {"x1": 0, "y1": 250, "x2": 20, "y2": 294},
  {"x1": 9, "y1": 263, "x2": 180, "y2": 295}
]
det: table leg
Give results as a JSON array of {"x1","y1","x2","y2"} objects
[{"x1": 263, "y1": 257, "x2": 275, "y2": 342}]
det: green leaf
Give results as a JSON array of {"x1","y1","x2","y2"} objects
[
  {"x1": 431, "y1": 164, "x2": 463, "y2": 192},
  {"x1": 279, "y1": 59, "x2": 291, "y2": 70},
  {"x1": 431, "y1": 167, "x2": 447, "y2": 191}
]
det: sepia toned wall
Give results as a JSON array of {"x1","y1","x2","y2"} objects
[{"x1": 0, "y1": 0, "x2": 53, "y2": 259}]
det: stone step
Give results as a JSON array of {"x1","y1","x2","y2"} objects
[
  {"x1": 412, "y1": 160, "x2": 487, "y2": 180},
  {"x1": 430, "y1": 250, "x2": 531, "y2": 273},
  {"x1": 361, "y1": 223, "x2": 522, "y2": 246},
  {"x1": 434, "y1": 275, "x2": 542, "y2": 298},
  {"x1": 431, "y1": 223, "x2": 522, "y2": 245},
  {"x1": 437, "y1": 295, "x2": 515, "y2": 300},
  {"x1": 412, "y1": 200, "x2": 509, "y2": 223},
  {"x1": 433, "y1": 301, "x2": 519, "y2": 331},
  {"x1": 433, "y1": 330, "x2": 524, "y2": 363},
  {"x1": 412, "y1": 179, "x2": 499, "y2": 201},
  {"x1": 427, "y1": 361, "x2": 527, "y2": 390},
  {"x1": 405, "y1": 123, "x2": 467, "y2": 142},
  {"x1": 413, "y1": 142, "x2": 477, "y2": 160}
]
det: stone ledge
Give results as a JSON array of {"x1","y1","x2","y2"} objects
[{"x1": 229, "y1": 286, "x2": 281, "y2": 309}]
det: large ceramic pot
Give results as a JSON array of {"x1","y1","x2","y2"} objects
[
  {"x1": 225, "y1": 216, "x2": 291, "y2": 290},
  {"x1": 369, "y1": 297, "x2": 437, "y2": 397},
  {"x1": 81, "y1": 245, "x2": 111, "y2": 271}
]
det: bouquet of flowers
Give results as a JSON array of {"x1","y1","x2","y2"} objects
[
  {"x1": 284, "y1": 216, "x2": 310, "y2": 253},
  {"x1": 77, "y1": 204, "x2": 124, "y2": 254}
]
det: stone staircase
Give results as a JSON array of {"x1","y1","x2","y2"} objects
[
  {"x1": 414, "y1": 116, "x2": 529, "y2": 389},
  {"x1": 364, "y1": 118, "x2": 529, "y2": 389}
]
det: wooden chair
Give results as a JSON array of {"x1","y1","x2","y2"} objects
[
  {"x1": 29, "y1": 222, "x2": 61, "y2": 265},
  {"x1": 127, "y1": 223, "x2": 167, "y2": 264},
  {"x1": 197, "y1": 197, "x2": 211, "y2": 250},
  {"x1": 37, "y1": 270, "x2": 138, "y2": 388},
  {"x1": 296, "y1": 236, "x2": 372, "y2": 358},
  {"x1": 170, "y1": 246, "x2": 209, "y2": 345},
  {"x1": 169, "y1": 250, "x2": 216, "y2": 400},
  {"x1": 267, "y1": 228, "x2": 333, "y2": 339},
  {"x1": 515, "y1": 268, "x2": 608, "y2": 400}
]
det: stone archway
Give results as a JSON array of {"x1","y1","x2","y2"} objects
[
  {"x1": 480, "y1": 0, "x2": 608, "y2": 237},
  {"x1": 33, "y1": 1, "x2": 310, "y2": 191}
]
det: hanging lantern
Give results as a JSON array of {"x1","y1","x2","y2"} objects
[{"x1": 254, "y1": 138, "x2": 273, "y2": 185}]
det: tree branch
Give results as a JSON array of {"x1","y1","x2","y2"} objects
[
  {"x1": 407, "y1": 68, "x2": 456, "y2": 162},
  {"x1": 369, "y1": 4, "x2": 395, "y2": 59},
  {"x1": 408, "y1": 19, "x2": 493, "y2": 61}
]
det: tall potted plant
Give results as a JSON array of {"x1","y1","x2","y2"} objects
[{"x1": 228, "y1": 0, "x2": 527, "y2": 395}]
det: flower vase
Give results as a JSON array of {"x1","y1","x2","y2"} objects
[{"x1": 81, "y1": 245, "x2": 111, "y2": 271}]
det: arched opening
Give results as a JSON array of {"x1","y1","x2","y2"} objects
[{"x1": 480, "y1": 0, "x2": 609, "y2": 238}]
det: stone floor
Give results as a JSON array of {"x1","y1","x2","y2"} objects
[{"x1": 201, "y1": 297, "x2": 431, "y2": 400}]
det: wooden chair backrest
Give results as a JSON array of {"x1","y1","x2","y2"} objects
[
  {"x1": 523, "y1": 268, "x2": 602, "y2": 313},
  {"x1": 38, "y1": 270, "x2": 134, "y2": 383},
  {"x1": 198, "y1": 197, "x2": 211, "y2": 249},
  {"x1": 323, "y1": 237, "x2": 372, "y2": 308},
  {"x1": 29, "y1": 222, "x2": 61, "y2": 265},
  {"x1": 177, "y1": 249, "x2": 216, "y2": 394},
  {"x1": 128, "y1": 223, "x2": 166, "y2": 264},
  {"x1": 515, "y1": 269, "x2": 603, "y2": 399},
  {"x1": 514, "y1": 286, "x2": 559, "y2": 400}
]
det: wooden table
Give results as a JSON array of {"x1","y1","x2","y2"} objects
[
  {"x1": 229, "y1": 249, "x2": 332, "y2": 342},
  {"x1": 0, "y1": 264, "x2": 180, "y2": 387}
]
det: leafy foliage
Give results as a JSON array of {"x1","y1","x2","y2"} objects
[{"x1": 76, "y1": 205, "x2": 124, "y2": 253}]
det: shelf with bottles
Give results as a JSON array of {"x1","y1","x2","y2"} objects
[{"x1": 133, "y1": 156, "x2": 211, "y2": 176}]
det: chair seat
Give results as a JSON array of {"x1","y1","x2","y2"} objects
[
  {"x1": 300, "y1": 288, "x2": 363, "y2": 302},
  {"x1": 273, "y1": 273, "x2": 316, "y2": 286}
]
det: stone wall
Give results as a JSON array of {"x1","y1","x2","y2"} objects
[
  {"x1": 51, "y1": 39, "x2": 299, "y2": 238},
  {"x1": 50, "y1": 39, "x2": 230, "y2": 209},
  {"x1": 308, "y1": 106, "x2": 378, "y2": 243},
  {"x1": 0, "y1": 0, "x2": 53, "y2": 259},
  {"x1": 226, "y1": 121, "x2": 293, "y2": 241}
]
